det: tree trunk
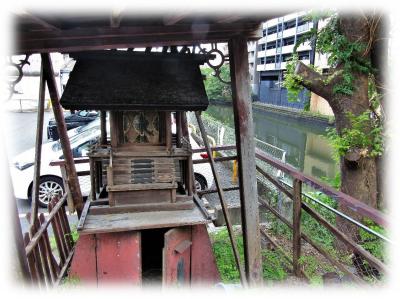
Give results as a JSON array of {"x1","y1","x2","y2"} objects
[{"x1": 294, "y1": 15, "x2": 381, "y2": 241}]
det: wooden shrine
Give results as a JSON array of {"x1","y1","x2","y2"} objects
[{"x1": 61, "y1": 50, "x2": 220, "y2": 286}]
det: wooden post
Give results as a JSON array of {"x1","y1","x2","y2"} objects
[
  {"x1": 11, "y1": 178, "x2": 30, "y2": 282},
  {"x1": 41, "y1": 53, "x2": 84, "y2": 217},
  {"x1": 292, "y1": 178, "x2": 302, "y2": 277},
  {"x1": 100, "y1": 110, "x2": 107, "y2": 145},
  {"x1": 165, "y1": 111, "x2": 172, "y2": 151},
  {"x1": 195, "y1": 112, "x2": 247, "y2": 287},
  {"x1": 176, "y1": 111, "x2": 182, "y2": 147},
  {"x1": 30, "y1": 61, "x2": 46, "y2": 226},
  {"x1": 228, "y1": 36, "x2": 262, "y2": 285},
  {"x1": 181, "y1": 111, "x2": 189, "y2": 139}
]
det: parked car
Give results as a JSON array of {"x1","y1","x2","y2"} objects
[
  {"x1": 47, "y1": 110, "x2": 99, "y2": 141},
  {"x1": 11, "y1": 122, "x2": 213, "y2": 208}
]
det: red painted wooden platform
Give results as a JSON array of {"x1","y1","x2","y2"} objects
[{"x1": 69, "y1": 224, "x2": 220, "y2": 286}]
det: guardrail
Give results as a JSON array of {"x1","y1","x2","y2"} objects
[
  {"x1": 194, "y1": 144, "x2": 389, "y2": 284},
  {"x1": 23, "y1": 194, "x2": 76, "y2": 287}
]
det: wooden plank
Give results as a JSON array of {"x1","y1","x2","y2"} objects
[
  {"x1": 88, "y1": 201, "x2": 195, "y2": 216},
  {"x1": 30, "y1": 60, "x2": 46, "y2": 226},
  {"x1": 110, "y1": 189, "x2": 174, "y2": 206},
  {"x1": 198, "y1": 186, "x2": 239, "y2": 196},
  {"x1": 28, "y1": 224, "x2": 45, "y2": 287},
  {"x1": 163, "y1": 227, "x2": 191, "y2": 286},
  {"x1": 163, "y1": 14, "x2": 188, "y2": 26},
  {"x1": 58, "y1": 205, "x2": 73, "y2": 252},
  {"x1": 165, "y1": 111, "x2": 172, "y2": 151},
  {"x1": 23, "y1": 233, "x2": 38, "y2": 284},
  {"x1": 17, "y1": 30, "x2": 262, "y2": 54},
  {"x1": 77, "y1": 199, "x2": 91, "y2": 231},
  {"x1": 107, "y1": 182, "x2": 176, "y2": 192},
  {"x1": 229, "y1": 35, "x2": 262, "y2": 286},
  {"x1": 97, "y1": 232, "x2": 141, "y2": 285},
  {"x1": 176, "y1": 111, "x2": 182, "y2": 147},
  {"x1": 110, "y1": 111, "x2": 119, "y2": 148},
  {"x1": 60, "y1": 166, "x2": 74, "y2": 213},
  {"x1": 100, "y1": 111, "x2": 107, "y2": 144},
  {"x1": 292, "y1": 179, "x2": 302, "y2": 277},
  {"x1": 29, "y1": 215, "x2": 52, "y2": 287},
  {"x1": 42, "y1": 53, "x2": 84, "y2": 217},
  {"x1": 192, "y1": 144, "x2": 237, "y2": 153},
  {"x1": 190, "y1": 224, "x2": 221, "y2": 286},
  {"x1": 80, "y1": 207, "x2": 210, "y2": 235},
  {"x1": 110, "y1": 8, "x2": 124, "y2": 28},
  {"x1": 25, "y1": 194, "x2": 67, "y2": 255},
  {"x1": 55, "y1": 248, "x2": 75, "y2": 286},
  {"x1": 193, "y1": 155, "x2": 237, "y2": 164},
  {"x1": 89, "y1": 157, "x2": 96, "y2": 202},
  {"x1": 193, "y1": 194, "x2": 213, "y2": 220},
  {"x1": 18, "y1": 11, "x2": 61, "y2": 31},
  {"x1": 39, "y1": 213, "x2": 59, "y2": 284},
  {"x1": 48, "y1": 201, "x2": 67, "y2": 264},
  {"x1": 68, "y1": 234, "x2": 97, "y2": 283}
]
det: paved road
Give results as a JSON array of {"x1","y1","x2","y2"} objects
[
  {"x1": 4, "y1": 110, "x2": 78, "y2": 235},
  {"x1": 3, "y1": 110, "x2": 53, "y2": 159}
]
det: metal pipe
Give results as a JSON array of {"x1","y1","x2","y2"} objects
[{"x1": 279, "y1": 180, "x2": 391, "y2": 243}]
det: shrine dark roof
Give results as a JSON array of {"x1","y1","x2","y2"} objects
[{"x1": 60, "y1": 50, "x2": 210, "y2": 111}]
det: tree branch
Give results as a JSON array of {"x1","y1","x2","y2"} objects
[{"x1": 294, "y1": 61, "x2": 336, "y2": 102}]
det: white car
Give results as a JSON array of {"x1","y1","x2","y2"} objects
[{"x1": 11, "y1": 121, "x2": 214, "y2": 207}]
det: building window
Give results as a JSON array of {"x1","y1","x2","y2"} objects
[
  {"x1": 298, "y1": 51, "x2": 310, "y2": 60},
  {"x1": 267, "y1": 26, "x2": 277, "y2": 35},
  {"x1": 266, "y1": 42, "x2": 276, "y2": 50},
  {"x1": 265, "y1": 56, "x2": 275, "y2": 64},
  {"x1": 284, "y1": 19, "x2": 296, "y2": 30},
  {"x1": 259, "y1": 57, "x2": 265, "y2": 64},
  {"x1": 262, "y1": 29, "x2": 267, "y2": 37},
  {"x1": 297, "y1": 18, "x2": 310, "y2": 33},
  {"x1": 283, "y1": 37, "x2": 295, "y2": 46}
]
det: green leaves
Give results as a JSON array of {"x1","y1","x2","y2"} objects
[
  {"x1": 283, "y1": 54, "x2": 306, "y2": 103},
  {"x1": 201, "y1": 65, "x2": 232, "y2": 101},
  {"x1": 326, "y1": 111, "x2": 383, "y2": 160}
]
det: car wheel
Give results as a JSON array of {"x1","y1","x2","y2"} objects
[
  {"x1": 194, "y1": 173, "x2": 207, "y2": 191},
  {"x1": 36, "y1": 176, "x2": 65, "y2": 208}
]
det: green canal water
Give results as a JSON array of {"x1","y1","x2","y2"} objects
[{"x1": 204, "y1": 103, "x2": 339, "y2": 182}]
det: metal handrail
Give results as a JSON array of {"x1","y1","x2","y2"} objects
[{"x1": 279, "y1": 180, "x2": 391, "y2": 243}]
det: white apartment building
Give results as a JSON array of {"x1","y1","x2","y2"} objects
[{"x1": 248, "y1": 12, "x2": 332, "y2": 115}]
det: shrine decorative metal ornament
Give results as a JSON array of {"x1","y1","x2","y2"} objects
[
  {"x1": 6, "y1": 54, "x2": 31, "y2": 101},
  {"x1": 196, "y1": 43, "x2": 230, "y2": 84}
]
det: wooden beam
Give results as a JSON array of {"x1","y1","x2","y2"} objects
[
  {"x1": 228, "y1": 36, "x2": 262, "y2": 286},
  {"x1": 110, "y1": 8, "x2": 124, "y2": 28},
  {"x1": 163, "y1": 14, "x2": 188, "y2": 26},
  {"x1": 30, "y1": 60, "x2": 46, "y2": 227},
  {"x1": 100, "y1": 111, "x2": 107, "y2": 145},
  {"x1": 216, "y1": 15, "x2": 243, "y2": 23},
  {"x1": 195, "y1": 111, "x2": 248, "y2": 287},
  {"x1": 16, "y1": 23, "x2": 262, "y2": 54},
  {"x1": 41, "y1": 53, "x2": 84, "y2": 217},
  {"x1": 18, "y1": 10, "x2": 60, "y2": 31}
]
